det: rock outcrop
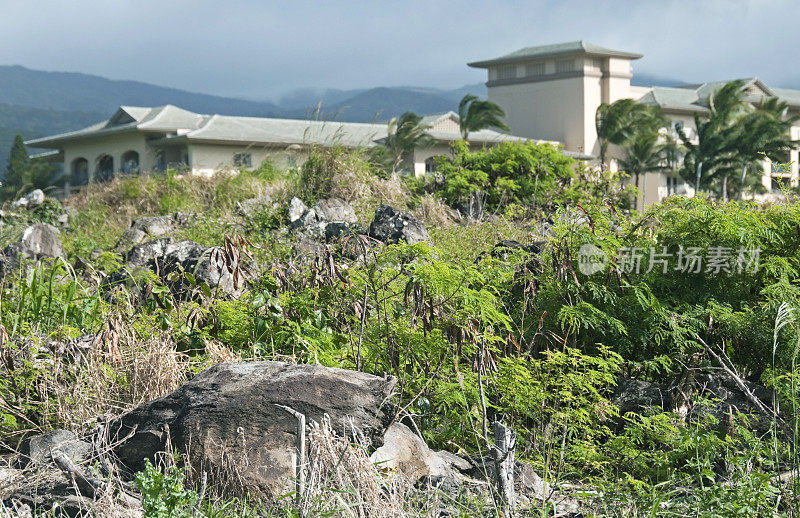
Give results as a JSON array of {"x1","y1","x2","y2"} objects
[
  {"x1": 116, "y1": 213, "x2": 194, "y2": 250},
  {"x1": 288, "y1": 197, "x2": 362, "y2": 243},
  {"x1": 108, "y1": 361, "x2": 397, "y2": 499},
  {"x1": 17, "y1": 429, "x2": 92, "y2": 468},
  {"x1": 10, "y1": 189, "x2": 45, "y2": 210},
  {"x1": 368, "y1": 205, "x2": 430, "y2": 244},
  {"x1": 124, "y1": 238, "x2": 249, "y2": 298},
  {"x1": 369, "y1": 422, "x2": 460, "y2": 480},
  {"x1": 612, "y1": 371, "x2": 775, "y2": 433},
  {"x1": 0, "y1": 224, "x2": 66, "y2": 275}
]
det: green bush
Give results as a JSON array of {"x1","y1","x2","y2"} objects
[
  {"x1": 135, "y1": 459, "x2": 198, "y2": 518},
  {"x1": 436, "y1": 140, "x2": 633, "y2": 214}
]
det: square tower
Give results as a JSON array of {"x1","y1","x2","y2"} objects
[{"x1": 468, "y1": 41, "x2": 642, "y2": 155}]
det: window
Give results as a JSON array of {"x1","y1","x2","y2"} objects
[
  {"x1": 233, "y1": 153, "x2": 252, "y2": 167},
  {"x1": 497, "y1": 65, "x2": 517, "y2": 80},
  {"x1": 772, "y1": 175, "x2": 788, "y2": 193},
  {"x1": 525, "y1": 62, "x2": 546, "y2": 77},
  {"x1": 555, "y1": 59, "x2": 575, "y2": 73},
  {"x1": 666, "y1": 176, "x2": 681, "y2": 196},
  {"x1": 425, "y1": 156, "x2": 440, "y2": 175}
]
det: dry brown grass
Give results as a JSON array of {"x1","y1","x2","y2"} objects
[
  {"x1": 296, "y1": 415, "x2": 414, "y2": 517},
  {"x1": 413, "y1": 194, "x2": 461, "y2": 229},
  {"x1": 39, "y1": 333, "x2": 194, "y2": 433}
]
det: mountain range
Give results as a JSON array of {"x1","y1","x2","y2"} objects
[
  {"x1": 0, "y1": 65, "x2": 495, "y2": 165},
  {"x1": 0, "y1": 65, "x2": 703, "y2": 167}
]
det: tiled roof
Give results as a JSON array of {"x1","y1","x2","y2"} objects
[
  {"x1": 637, "y1": 78, "x2": 800, "y2": 112},
  {"x1": 26, "y1": 105, "x2": 528, "y2": 149},
  {"x1": 469, "y1": 40, "x2": 642, "y2": 68}
]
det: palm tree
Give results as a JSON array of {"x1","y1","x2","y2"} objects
[
  {"x1": 678, "y1": 80, "x2": 748, "y2": 194},
  {"x1": 731, "y1": 97, "x2": 799, "y2": 199},
  {"x1": 618, "y1": 108, "x2": 670, "y2": 208},
  {"x1": 383, "y1": 112, "x2": 433, "y2": 175},
  {"x1": 595, "y1": 99, "x2": 644, "y2": 171},
  {"x1": 458, "y1": 94, "x2": 510, "y2": 141}
]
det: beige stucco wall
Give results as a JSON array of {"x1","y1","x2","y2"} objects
[
  {"x1": 187, "y1": 143, "x2": 306, "y2": 175},
  {"x1": 63, "y1": 133, "x2": 150, "y2": 180},
  {"x1": 488, "y1": 77, "x2": 586, "y2": 151}
]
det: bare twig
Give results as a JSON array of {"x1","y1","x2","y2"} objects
[{"x1": 694, "y1": 333, "x2": 790, "y2": 433}]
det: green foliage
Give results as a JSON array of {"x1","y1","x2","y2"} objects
[
  {"x1": 294, "y1": 146, "x2": 364, "y2": 204},
  {"x1": 2, "y1": 145, "x2": 800, "y2": 513},
  {"x1": 28, "y1": 197, "x2": 64, "y2": 225},
  {"x1": 135, "y1": 459, "x2": 198, "y2": 518},
  {"x1": 378, "y1": 111, "x2": 433, "y2": 175},
  {"x1": 495, "y1": 346, "x2": 622, "y2": 465},
  {"x1": 3, "y1": 134, "x2": 30, "y2": 198},
  {"x1": 209, "y1": 299, "x2": 255, "y2": 350},
  {"x1": 437, "y1": 140, "x2": 630, "y2": 214}
]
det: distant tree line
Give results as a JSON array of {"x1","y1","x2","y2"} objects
[{"x1": 3, "y1": 134, "x2": 60, "y2": 200}]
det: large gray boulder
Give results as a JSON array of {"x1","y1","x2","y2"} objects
[
  {"x1": 368, "y1": 205, "x2": 430, "y2": 244},
  {"x1": 309, "y1": 198, "x2": 358, "y2": 224},
  {"x1": 0, "y1": 224, "x2": 66, "y2": 275},
  {"x1": 108, "y1": 362, "x2": 397, "y2": 499}
]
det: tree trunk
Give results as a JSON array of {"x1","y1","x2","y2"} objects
[
  {"x1": 642, "y1": 172, "x2": 648, "y2": 210},
  {"x1": 695, "y1": 161, "x2": 703, "y2": 194},
  {"x1": 599, "y1": 144, "x2": 607, "y2": 173},
  {"x1": 738, "y1": 163, "x2": 748, "y2": 200},
  {"x1": 722, "y1": 175, "x2": 728, "y2": 202}
]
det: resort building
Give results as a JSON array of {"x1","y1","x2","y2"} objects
[
  {"x1": 25, "y1": 106, "x2": 534, "y2": 188},
  {"x1": 469, "y1": 41, "x2": 800, "y2": 208}
]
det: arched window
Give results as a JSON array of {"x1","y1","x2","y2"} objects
[
  {"x1": 96, "y1": 154, "x2": 114, "y2": 182},
  {"x1": 71, "y1": 157, "x2": 89, "y2": 185},
  {"x1": 121, "y1": 150, "x2": 140, "y2": 174},
  {"x1": 425, "y1": 156, "x2": 440, "y2": 175},
  {"x1": 155, "y1": 150, "x2": 165, "y2": 172}
]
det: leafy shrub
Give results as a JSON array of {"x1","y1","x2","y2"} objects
[
  {"x1": 436, "y1": 140, "x2": 633, "y2": 214},
  {"x1": 28, "y1": 197, "x2": 64, "y2": 225},
  {"x1": 135, "y1": 459, "x2": 198, "y2": 518}
]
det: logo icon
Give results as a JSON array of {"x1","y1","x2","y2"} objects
[{"x1": 578, "y1": 244, "x2": 608, "y2": 275}]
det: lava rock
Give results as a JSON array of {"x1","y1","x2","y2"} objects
[
  {"x1": 10, "y1": 189, "x2": 45, "y2": 210},
  {"x1": 107, "y1": 361, "x2": 397, "y2": 499},
  {"x1": 116, "y1": 213, "x2": 194, "y2": 250},
  {"x1": 0, "y1": 224, "x2": 66, "y2": 275},
  {"x1": 368, "y1": 205, "x2": 430, "y2": 244}
]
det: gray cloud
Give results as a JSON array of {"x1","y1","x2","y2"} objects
[{"x1": 0, "y1": 0, "x2": 797, "y2": 99}]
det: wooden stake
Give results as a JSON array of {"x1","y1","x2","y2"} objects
[
  {"x1": 492, "y1": 420, "x2": 516, "y2": 517},
  {"x1": 275, "y1": 404, "x2": 307, "y2": 508}
]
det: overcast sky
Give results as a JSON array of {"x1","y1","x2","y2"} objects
[{"x1": 0, "y1": 0, "x2": 798, "y2": 100}]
